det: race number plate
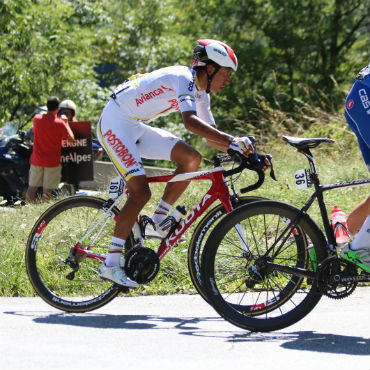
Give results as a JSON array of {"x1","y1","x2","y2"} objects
[
  {"x1": 294, "y1": 169, "x2": 312, "y2": 189},
  {"x1": 108, "y1": 176, "x2": 125, "y2": 198}
]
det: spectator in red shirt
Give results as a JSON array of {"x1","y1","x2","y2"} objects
[{"x1": 26, "y1": 96, "x2": 75, "y2": 202}]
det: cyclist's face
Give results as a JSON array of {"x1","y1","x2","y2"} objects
[{"x1": 209, "y1": 67, "x2": 232, "y2": 93}]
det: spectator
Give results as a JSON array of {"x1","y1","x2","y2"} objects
[
  {"x1": 59, "y1": 99, "x2": 77, "y2": 124},
  {"x1": 25, "y1": 96, "x2": 74, "y2": 202}
]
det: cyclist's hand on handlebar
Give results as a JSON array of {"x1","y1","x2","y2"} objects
[
  {"x1": 229, "y1": 137, "x2": 254, "y2": 156},
  {"x1": 261, "y1": 156, "x2": 271, "y2": 171}
]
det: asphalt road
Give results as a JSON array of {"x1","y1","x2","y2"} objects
[{"x1": 0, "y1": 289, "x2": 369, "y2": 370}]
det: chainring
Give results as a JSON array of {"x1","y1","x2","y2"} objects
[
  {"x1": 124, "y1": 247, "x2": 160, "y2": 284},
  {"x1": 317, "y1": 256, "x2": 358, "y2": 299}
]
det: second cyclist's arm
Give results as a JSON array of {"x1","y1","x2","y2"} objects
[{"x1": 182, "y1": 111, "x2": 232, "y2": 152}]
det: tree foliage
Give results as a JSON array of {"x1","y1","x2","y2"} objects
[{"x1": 1, "y1": 0, "x2": 369, "y2": 138}]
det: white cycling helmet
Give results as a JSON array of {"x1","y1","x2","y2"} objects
[
  {"x1": 193, "y1": 39, "x2": 238, "y2": 71},
  {"x1": 60, "y1": 99, "x2": 77, "y2": 114}
]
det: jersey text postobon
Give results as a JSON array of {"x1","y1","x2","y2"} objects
[{"x1": 103, "y1": 129, "x2": 137, "y2": 167}]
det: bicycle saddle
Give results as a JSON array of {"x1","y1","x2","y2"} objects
[{"x1": 282, "y1": 135, "x2": 335, "y2": 149}]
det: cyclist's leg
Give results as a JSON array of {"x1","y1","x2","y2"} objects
[
  {"x1": 163, "y1": 141, "x2": 202, "y2": 204},
  {"x1": 137, "y1": 126, "x2": 201, "y2": 206},
  {"x1": 114, "y1": 175, "x2": 151, "y2": 240},
  {"x1": 96, "y1": 102, "x2": 150, "y2": 287},
  {"x1": 347, "y1": 195, "x2": 370, "y2": 235},
  {"x1": 97, "y1": 105, "x2": 151, "y2": 238}
]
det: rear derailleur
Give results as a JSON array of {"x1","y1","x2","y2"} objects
[{"x1": 61, "y1": 247, "x2": 87, "y2": 281}]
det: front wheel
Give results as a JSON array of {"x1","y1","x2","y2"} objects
[
  {"x1": 25, "y1": 196, "x2": 134, "y2": 312},
  {"x1": 188, "y1": 195, "x2": 267, "y2": 303},
  {"x1": 201, "y1": 200, "x2": 327, "y2": 332}
]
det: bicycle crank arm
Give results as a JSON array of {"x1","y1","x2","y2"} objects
[
  {"x1": 266, "y1": 261, "x2": 317, "y2": 279},
  {"x1": 338, "y1": 274, "x2": 370, "y2": 283}
]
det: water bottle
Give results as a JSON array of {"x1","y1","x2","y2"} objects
[
  {"x1": 330, "y1": 205, "x2": 350, "y2": 247},
  {"x1": 159, "y1": 205, "x2": 187, "y2": 232}
]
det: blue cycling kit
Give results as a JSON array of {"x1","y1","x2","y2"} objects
[{"x1": 344, "y1": 63, "x2": 370, "y2": 172}]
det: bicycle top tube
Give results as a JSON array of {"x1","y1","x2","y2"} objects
[
  {"x1": 146, "y1": 149, "x2": 273, "y2": 193},
  {"x1": 147, "y1": 166, "x2": 225, "y2": 184}
]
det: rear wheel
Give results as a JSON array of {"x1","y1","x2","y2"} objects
[
  {"x1": 25, "y1": 196, "x2": 134, "y2": 312},
  {"x1": 201, "y1": 200, "x2": 327, "y2": 332}
]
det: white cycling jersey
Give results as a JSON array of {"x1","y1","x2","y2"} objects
[
  {"x1": 98, "y1": 65, "x2": 215, "y2": 181},
  {"x1": 111, "y1": 65, "x2": 215, "y2": 125}
]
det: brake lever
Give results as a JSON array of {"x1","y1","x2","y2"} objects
[{"x1": 265, "y1": 154, "x2": 277, "y2": 181}]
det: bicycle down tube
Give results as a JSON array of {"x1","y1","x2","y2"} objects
[{"x1": 147, "y1": 167, "x2": 235, "y2": 260}]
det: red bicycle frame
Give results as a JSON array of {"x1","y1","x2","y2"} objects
[
  {"x1": 72, "y1": 166, "x2": 235, "y2": 263},
  {"x1": 146, "y1": 167, "x2": 234, "y2": 260}
]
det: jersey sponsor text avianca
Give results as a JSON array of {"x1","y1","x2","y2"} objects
[{"x1": 111, "y1": 66, "x2": 215, "y2": 125}]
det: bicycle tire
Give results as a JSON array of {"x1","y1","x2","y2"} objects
[
  {"x1": 25, "y1": 195, "x2": 134, "y2": 312},
  {"x1": 201, "y1": 200, "x2": 327, "y2": 332},
  {"x1": 188, "y1": 195, "x2": 267, "y2": 303}
]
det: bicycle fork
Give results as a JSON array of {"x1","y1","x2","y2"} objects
[{"x1": 234, "y1": 223, "x2": 253, "y2": 259}]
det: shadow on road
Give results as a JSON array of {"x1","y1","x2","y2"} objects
[
  {"x1": 224, "y1": 330, "x2": 370, "y2": 356},
  {"x1": 4, "y1": 310, "x2": 370, "y2": 356}
]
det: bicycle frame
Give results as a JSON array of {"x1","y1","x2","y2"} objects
[
  {"x1": 296, "y1": 147, "x2": 370, "y2": 247},
  {"x1": 73, "y1": 165, "x2": 237, "y2": 263},
  {"x1": 263, "y1": 146, "x2": 370, "y2": 278}
]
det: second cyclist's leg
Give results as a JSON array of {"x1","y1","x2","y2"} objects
[{"x1": 347, "y1": 196, "x2": 370, "y2": 235}]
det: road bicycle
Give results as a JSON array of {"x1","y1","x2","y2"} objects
[
  {"x1": 25, "y1": 143, "x2": 275, "y2": 313},
  {"x1": 201, "y1": 135, "x2": 370, "y2": 332}
]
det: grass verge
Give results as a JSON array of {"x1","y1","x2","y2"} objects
[{"x1": 0, "y1": 121, "x2": 369, "y2": 298}]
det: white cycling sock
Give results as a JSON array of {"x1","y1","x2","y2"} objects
[
  {"x1": 350, "y1": 216, "x2": 370, "y2": 250},
  {"x1": 152, "y1": 199, "x2": 172, "y2": 224},
  {"x1": 105, "y1": 237, "x2": 125, "y2": 266}
]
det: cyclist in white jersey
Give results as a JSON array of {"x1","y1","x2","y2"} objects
[{"x1": 97, "y1": 39, "x2": 256, "y2": 287}]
